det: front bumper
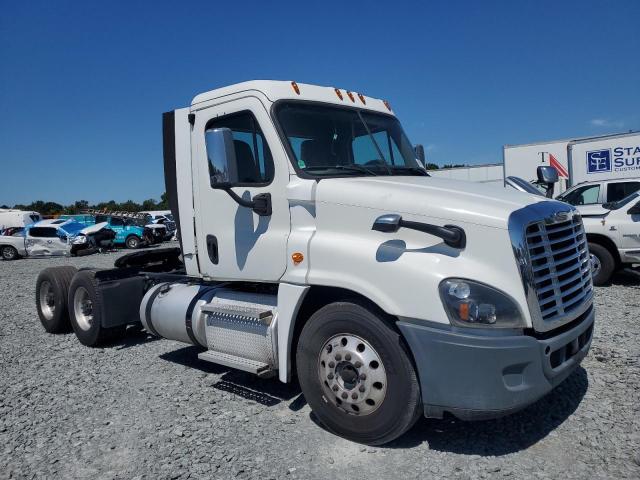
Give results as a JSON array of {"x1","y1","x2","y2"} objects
[{"x1": 398, "y1": 305, "x2": 594, "y2": 421}]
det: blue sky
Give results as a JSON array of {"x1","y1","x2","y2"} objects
[{"x1": 1, "y1": 0, "x2": 638, "y2": 205}]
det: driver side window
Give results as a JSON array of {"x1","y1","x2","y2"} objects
[
  {"x1": 564, "y1": 184, "x2": 600, "y2": 205},
  {"x1": 205, "y1": 111, "x2": 275, "y2": 185}
]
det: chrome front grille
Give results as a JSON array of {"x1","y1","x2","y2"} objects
[
  {"x1": 525, "y1": 214, "x2": 592, "y2": 321},
  {"x1": 509, "y1": 202, "x2": 594, "y2": 333}
]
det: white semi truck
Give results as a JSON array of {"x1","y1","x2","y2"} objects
[{"x1": 35, "y1": 81, "x2": 595, "y2": 445}]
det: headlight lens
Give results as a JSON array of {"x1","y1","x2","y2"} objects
[
  {"x1": 439, "y1": 279, "x2": 525, "y2": 328},
  {"x1": 72, "y1": 235, "x2": 87, "y2": 245}
]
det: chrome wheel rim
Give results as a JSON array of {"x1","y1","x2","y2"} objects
[
  {"x1": 39, "y1": 281, "x2": 56, "y2": 320},
  {"x1": 318, "y1": 334, "x2": 387, "y2": 416},
  {"x1": 2, "y1": 247, "x2": 16, "y2": 259},
  {"x1": 73, "y1": 287, "x2": 93, "y2": 331},
  {"x1": 590, "y1": 253, "x2": 601, "y2": 278}
]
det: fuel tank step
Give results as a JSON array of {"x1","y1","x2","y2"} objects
[{"x1": 197, "y1": 350, "x2": 273, "y2": 377}]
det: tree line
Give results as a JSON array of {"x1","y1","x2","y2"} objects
[{"x1": 2, "y1": 193, "x2": 169, "y2": 216}]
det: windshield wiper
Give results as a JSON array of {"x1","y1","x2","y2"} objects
[
  {"x1": 304, "y1": 165, "x2": 379, "y2": 176},
  {"x1": 387, "y1": 166, "x2": 430, "y2": 176}
]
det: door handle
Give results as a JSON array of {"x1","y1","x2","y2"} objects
[{"x1": 206, "y1": 235, "x2": 219, "y2": 264}]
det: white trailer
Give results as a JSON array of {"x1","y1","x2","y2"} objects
[
  {"x1": 568, "y1": 132, "x2": 640, "y2": 184},
  {"x1": 504, "y1": 132, "x2": 640, "y2": 194},
  {"x1": 33, "y1": 81, "x2": 595, "y2": 445}
]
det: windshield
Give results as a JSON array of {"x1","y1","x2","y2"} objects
[
  {"x1": 275, "y1": 102, "x2": 426, "y2": 177},
  {"x1": 603, "y1": 191, "x2": 640, "y2": 210}
]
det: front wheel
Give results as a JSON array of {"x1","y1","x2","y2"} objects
[
  {"x1": 296, "y1": 301, "x2": 421, "y2": 445},
  {"x1": 1, "y1": 245, "x2": 19, "y2": 260},
  {"x1": 588, "y1": 242, "x2": 615, "y2": 286},
  {"x1": 125, "y1": 235, "x2": 141, "y2": 249}
]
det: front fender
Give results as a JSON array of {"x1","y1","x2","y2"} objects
[{"x1": 306, "y1": 202, "x2": 530, "y2": 327}]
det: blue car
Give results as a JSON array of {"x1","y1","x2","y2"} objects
[{"x1": 61, "y1": 215, "x2": 157, "y2": 249}]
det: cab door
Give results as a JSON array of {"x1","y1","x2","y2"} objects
[
  {"x1": 26, "y1": 227, "x2": 68, "y2": 256},
  {"x1": 617, "y1": 198, "x2": 640, "y2": 252},
  {"x1": 191, "y1": 96, "x2": 290, "y2": 281}
]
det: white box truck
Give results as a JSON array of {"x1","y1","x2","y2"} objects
[
  {"x1": 33, "y1": 81, "x2": 595, "y2": 445},
  {"x1": 504, "y1": 131, "x2": 640, "y2": 194},
  {"x1": 0, "y1": 209, "x2": 41, "y2": 232}
]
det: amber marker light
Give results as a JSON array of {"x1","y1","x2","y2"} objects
[
  {"x1": 357, "y1": 93, "x2": 366, "y2": 104},
  {"x1": 291, "y1": 81, "x2": 300, "y2": 95},
  {"x1": 292, "y1": 252, "x2": 304, "y2": 265},
  {"x1": 459, "y1": 302, "x2": 470, "y2": 321},
  {"x1": 334, "y1": 88, "x2": 343, "y2": 100},
  {"x1": 346, "y1": 91, "x2": 355, "y2": 102},
  {"x1": 383, "y1": 100, "x2": 392, "y2": 111}
]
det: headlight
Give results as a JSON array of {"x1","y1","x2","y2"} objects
[
  {"x1": 439, "y1": 279, "x2": 525, "y2": 328},
  {"x1": 72, "y1": 235, "x2": 87, "y2": 245}
]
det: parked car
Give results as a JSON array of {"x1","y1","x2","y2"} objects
[
  {"x1": 0, "y1": 219, "x2": 115, "y2": 260},
  {"x1": 140, "y1": 210, "x2": 176, "y2": 240},
  {"x1": 62, "y1": 214, "x2": 165, "y2": 248},
  {"x1": 581, "y1": 191, "x2": 640, "y2": 285},
  {"x1": 555, "y1": 178, "x2": 640, "y2": 216}
]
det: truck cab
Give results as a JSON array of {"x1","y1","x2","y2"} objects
[
  {"x1": 556, "y1": 178, "x2": 640, "y2": 213},
  {"x1": 36, "y1": 81, "x2": 595, "y2": 445}
]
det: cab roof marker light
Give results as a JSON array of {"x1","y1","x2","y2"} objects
[
  {"x1": 357, "y1": 93, "x2": 366, "y2": 104},
  {"x1": 346, "y1": 91, "x2": 355, "y2": 102},
  {"x1": 383, "y1": 100, "x2": 392, "y2": 111},
  {"x1": 334, "y1": 88, "x2": 343, "y2": 100},
  {"x1": 291, "y1": 81, "x2": 300, "y2": 95}
]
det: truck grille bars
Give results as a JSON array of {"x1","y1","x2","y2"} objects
[
  {"x1": 525, "y1": 214, "x2": 592, "y2": 321},
  {"x1": 509, "y1": 203, "x2": 593, "y2": 333}
]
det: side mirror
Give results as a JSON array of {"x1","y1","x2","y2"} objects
[
  {"x1": 537, "y1": 166, "x2": 559, "y2": 198},
  {"x1": 205, "y1": 127, "x2": 272, "y2": 216},
  {"x1": 537, "y1": 165, "x2": 559, "y2": 184},
  {"x1": 207, "y1": 128, "x2": 240, "y2": 186},
  {"x1": 628, "y1": 202, "x2": 640, "y2": 215},
  {"x1": 414, "y1": 144, "x2": 426, "y2": 166}
]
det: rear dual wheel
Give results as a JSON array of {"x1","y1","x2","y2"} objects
[
  {"x1": 36, "y1": 266, "x2": 78, "y2": 333},
  {"x1": 296, "y1": 301, "x2": 421, "y2": 445},
  {"x1": 67, "y1": 270, "x2": 125, "y2": 346}
]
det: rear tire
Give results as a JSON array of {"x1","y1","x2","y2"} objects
[
  {"x1": 68, "y1": 270, "x2": 126, "y2": 346},
  {"x1": 296, "y1": 301, "x2": 422, "y2": 445},
  {"x1": 1, "y1": 245, "x2": 19, "y2": 260},
  {"x1": 125, "y1": 235, "x2": 141, "y2": 249},
  {"x1": 36, "y1": 266, "x2": 77, "y2": 333},
  {"x1": 588, "y1": 242, "x2": 615, "y2": 286}
]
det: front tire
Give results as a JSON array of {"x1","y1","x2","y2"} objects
[
  {"x1": 588, "y1": 242, "x2": 615, "y2": 286},
  {"x1": 125, "y1": 235, "x2": 141, "y2": 249},
  {"x1": 68, "y1": 270, "x2": 125, "y2": 346},
  {"x1": 36, "y1": 266, "x2": 77, "y2": 333},
  {"x1": 296, "y1": 301, "x2": 421, "y2": 445},
  {"x1": 1, "y1": 245, "x2": 19, "y2": 260}
]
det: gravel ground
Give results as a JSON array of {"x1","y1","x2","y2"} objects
[{"x1": 1, "y1": 248, "x2": 639, "y2": 480}]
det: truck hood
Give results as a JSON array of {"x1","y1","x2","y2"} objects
[{"x1": 315, "y1": 176, "x2": 547, "y2": 229}]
